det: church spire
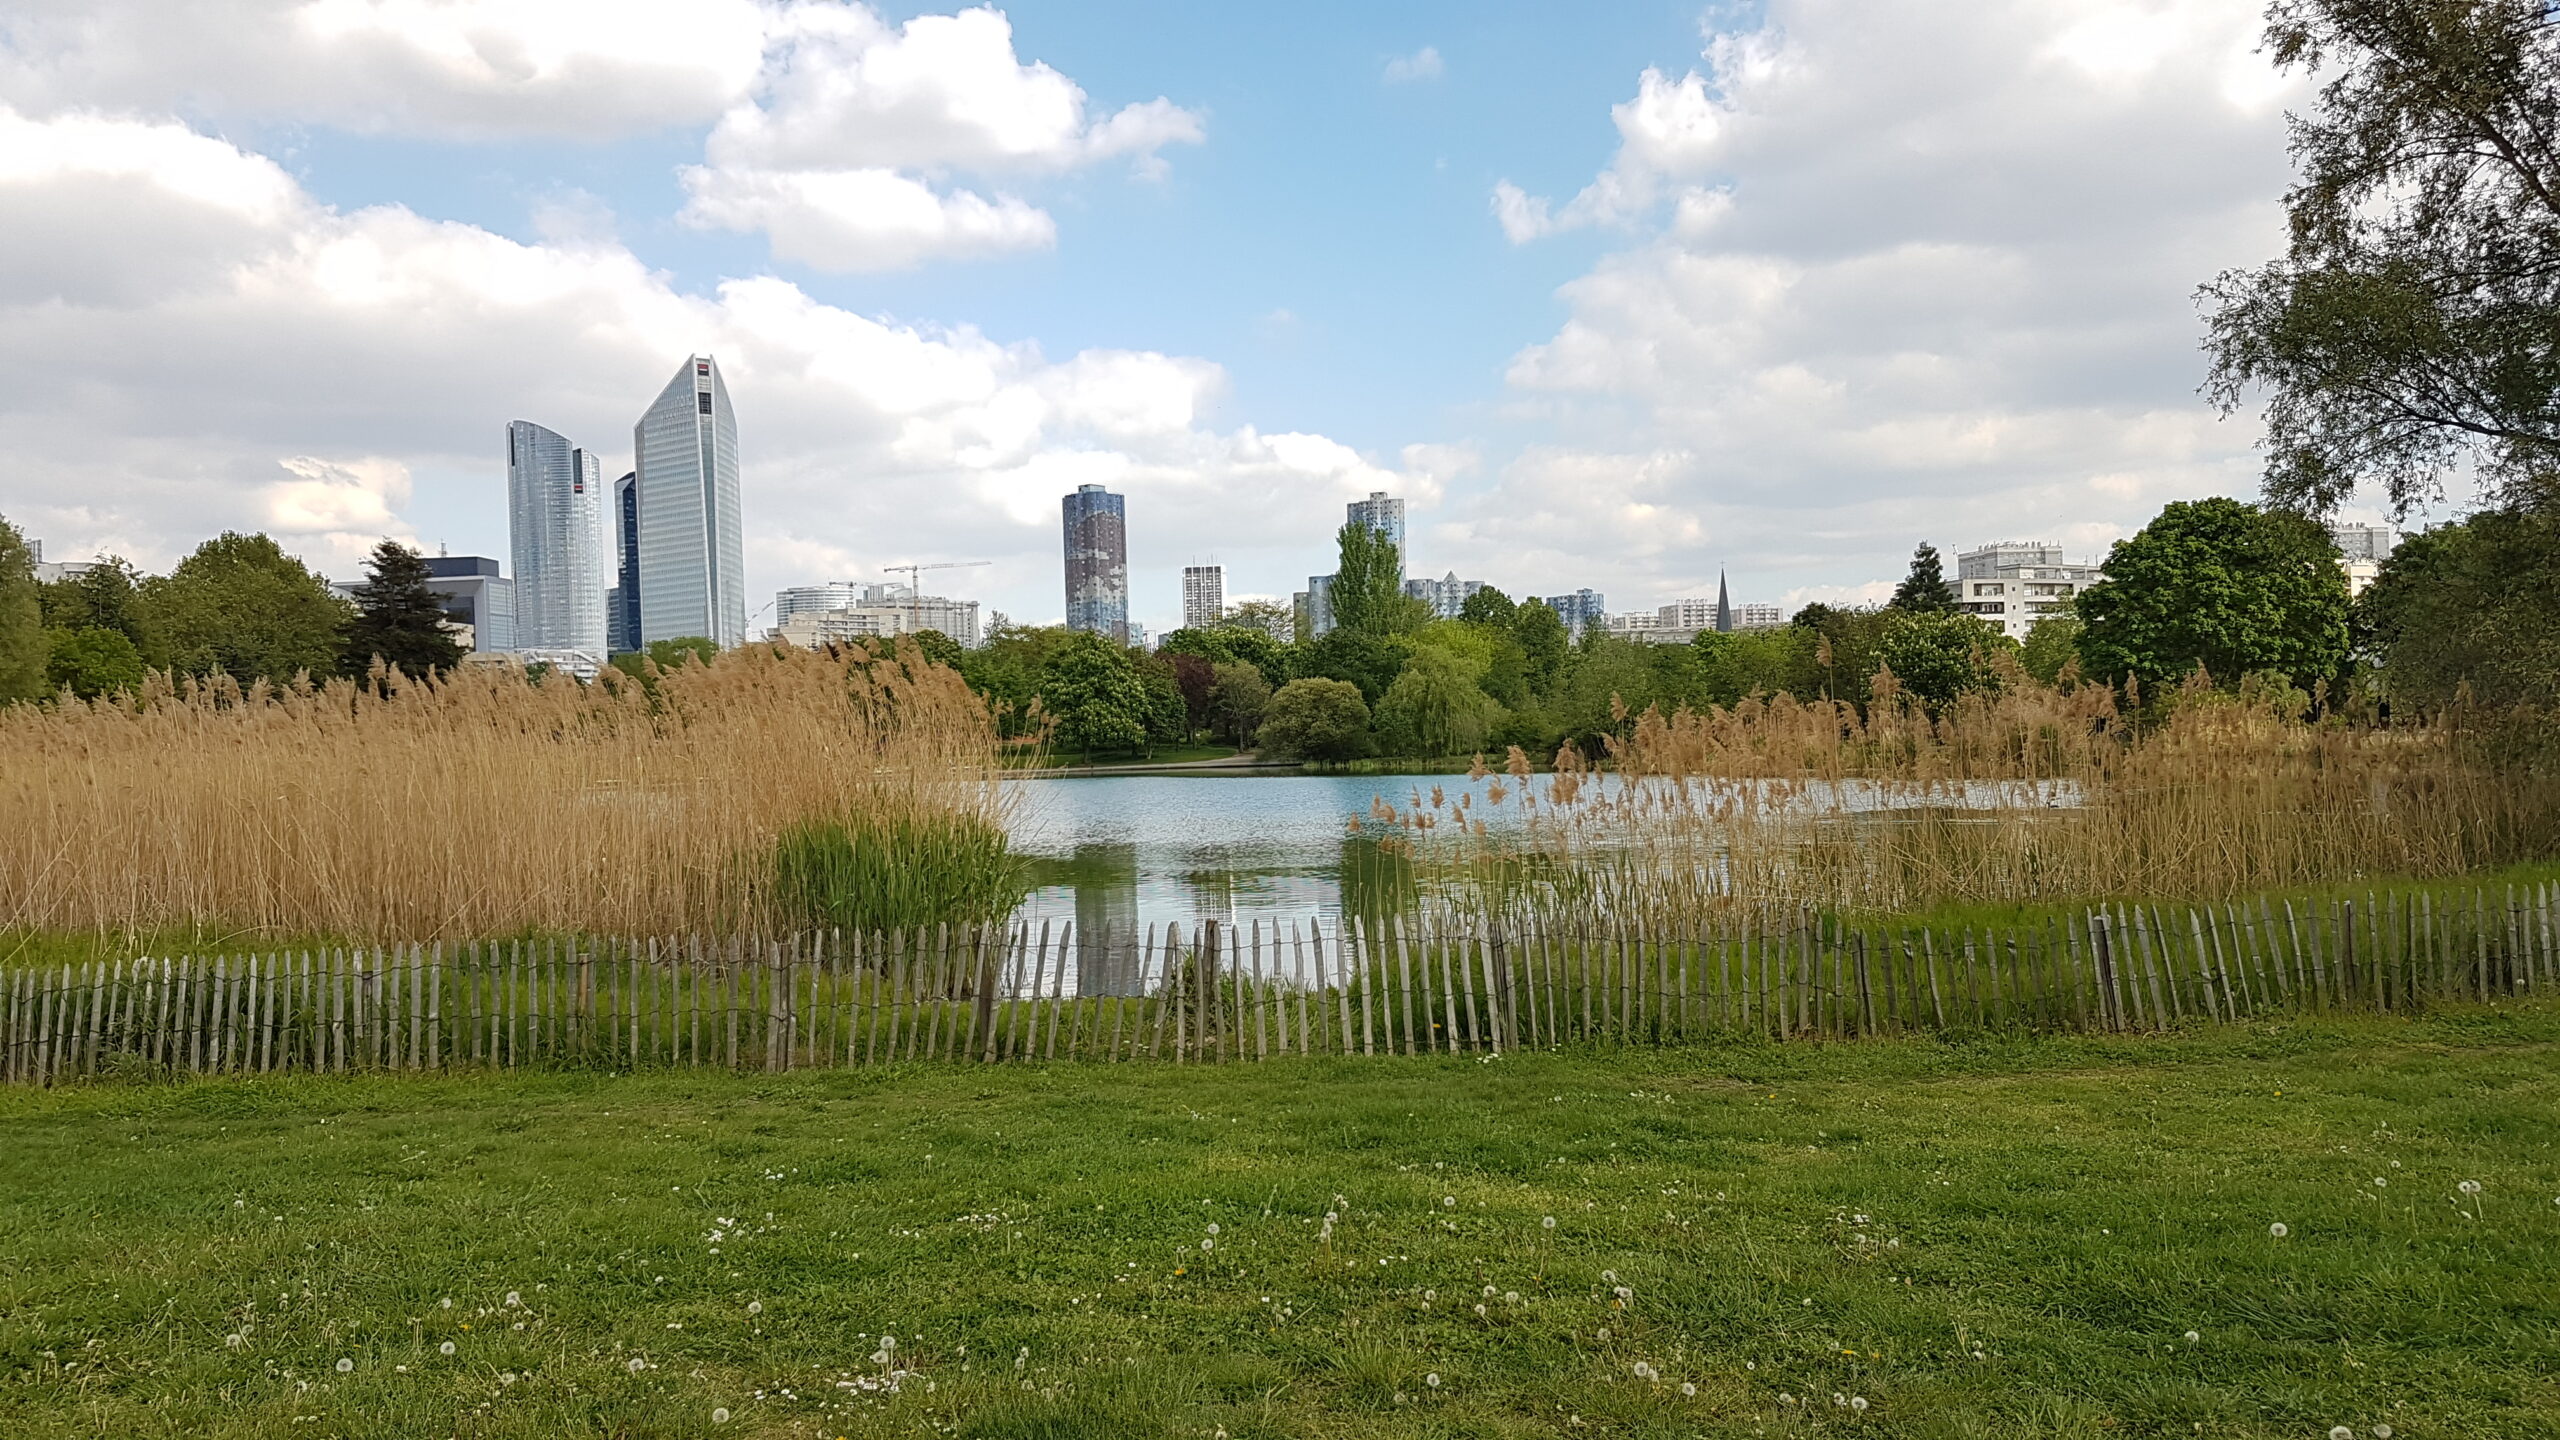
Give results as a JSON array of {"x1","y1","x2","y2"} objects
[{"x1": 1715, "y1": 569, "x2": 1732, "y2": 633}]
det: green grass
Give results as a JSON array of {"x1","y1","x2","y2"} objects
[
  {"x1": 1007, "y1": 744, "x2": 1243, "y2": 770},
  {"x1": 5, "y1": 1009, "x2": 2560, "y2": 1437}
]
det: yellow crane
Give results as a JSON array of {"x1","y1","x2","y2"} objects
[{"x1": 880, "y1": 559, "x2": 990, "y2": 636}]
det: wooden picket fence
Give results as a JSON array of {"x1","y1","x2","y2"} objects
[{"x1": 5, "y1": 879, "x2": 2556, "y2": 1086}]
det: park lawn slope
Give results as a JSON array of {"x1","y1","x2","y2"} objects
[{"x1": 2, "y1": 1008, "x2": 2557, "y2": 1438}]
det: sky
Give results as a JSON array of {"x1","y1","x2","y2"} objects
[{"x1": 0, "y1": 0, "x2": 2434, "y2": 635}]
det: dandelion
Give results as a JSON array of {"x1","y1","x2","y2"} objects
[
  {"x1": 1206, "y1": 1223, "x2": 1220, "y2": 1236},
  {"x1": 335, "y1": 1358, "x2": 353, "y2": 1373},
  {"x1": 504, "y1": 1291, "x2": 521, "y2": 1307},
  {"x1": 712, "y1": 1407, "x2": 731, "y2": 1425},
  {"x1": 2459, "y1": 1179, "x2": 2482, "y2": 1195},
  {"x1": 2183, "y1": 1331, "x2": 2200, "y2": 1345},
  {"x1": 1780, "y1": 1393, "x2": 1798, "y2": 1405},
  {"x1": 2329, "y1": 1428, "x2": 2352, "y2": 1440},
  {"x1": 1614, "y1": 1286, "x2": 1633, "y2": 1304},
  {"x1": 1505, "y1": 1291, "x2": 1520, "y2": 1304},
  {"x1": 1542, "y1": 1216, "x2": 1557, "y2": 1230},
  {"x1": 439, "y1": 1342, "x2": 456, "y2": 1357},
  {"x1": 1201, "y1": 1239, "x2": 1214, "y2": 1252},
  {"x1": 1682, "y1": 1381, "x2": 1697, "y2": 1396},
  {"x1": 627, "y1": 1358, "x2": 645, "y2": 1374},
  {"x1": 224, "y1": 1332, "x2": 244, "y2": 1349},
  {"x1": 1851, "y1": 1396, "x2": 1869, "y2": 1412},
  {"x1": 1475, "y1": 1304, "x2": 1488, "y2": 1317},
  {"x1": 1425, "y1": 1372, "x2": 1441, "y2": 1388},
  {"x1": 1597, "y1": 1327, "x2": 1611, "y2": 1341},
  {"x1": 2268, "y1": 1222, "x2": 2290, "y2": 1238},
  {"x1": 1631, "y1": 1361, "x2": 1658, "y2": 1381},
  {"x1": 2374, "y1": 1177, "x2": 2387, "y2": 1187},
  {"x1": 747, "y1": 1301, "x2": 762, "y2": 1316},
  {"x1": 1602, "y1": 1269, "x2": 1618, "y2": 1283},
  {"x1": 1423, "y1": 1289, "x2": 1437, "y2": 1302},
  {"x1": 438, "y1": 1298, "x2": 452, "y2": 1310},
  {"x1": 2375, "y1": 1426, "x2": 2393, "y2": 1438},
  {"x1": 1483, "y1": 1285, "x2": 1496, "y2": 1297},
  {"x1": 1442, "y1": 1196, "x2": 1456, "y2": 1208}
]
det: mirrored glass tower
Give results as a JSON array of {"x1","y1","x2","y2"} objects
[
  {"x1": 634, "y1": 355, "x2": 744, "y2": 648},
  {"x1": 505, "y1": 420, "x2": 606, "y2": 661}
]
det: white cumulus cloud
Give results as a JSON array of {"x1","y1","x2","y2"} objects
[{"x1": 1383, "y1": 46, "x2": 1443, "y2": 84}]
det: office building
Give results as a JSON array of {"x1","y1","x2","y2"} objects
[
  {"x1": 774, "y1": 593, "x2": 981, "y2": 651},
  {"x1": 1062, "y1": 484, "x2": 1129, "y2": 643},
  {"x1": 1955, "y1": 542, "x2": 2103, "y2": 639},
  {"x1": 419, "y1": 556, "x2": 516, "y2": 652},
  {"x1": 2330, "y1": 522, "x2": 2396, "y2": 597},
  {"x1": 1182, "y1": 565, "x2": 1225, "y2": 631},
  {"x1": 774, "y1": 582, "x2": 864, "y2": 627},
  {"x1": 29, "y1": 541, "x2": 92, "y2": 586},
  {"x1": 1405, "y1": 571, "x2": 1484, "y2": 619},
  {"x1": 1346, "y1": 491, "x2": 1406, "y2": 579},
  {"x1": 1301, "y1": 573, "x2": 1337, "y2": 638},
  {"x1": 1542, "y1": 589, "x2": 1606, "y2": 639},
  {"x1": 506, "y1": 420, "x2": 607, "y2": 661},
  {"x1": 635, "y1": 354, "x2": 745, "y2": 649},
  {"x1": 606, "y1": 472, "x2": 639, "y2": 654}
]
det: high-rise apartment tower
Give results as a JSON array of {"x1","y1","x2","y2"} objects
[
  {"x1": 505, "y1": 420, "x2": 607, "y2": 660},
  {"x1": 1182, "y1": 565, "x2": 1224, "y2": 631},
  {"x1": 634, "y1": 355, "x2": 744, "y2": 648},
  {"x1": 1347, "y1": 491, "x2": 1406, "y2": 581},
  {"x1": 1062, "y1": 484, "x2": 1129, "y2": 643}
]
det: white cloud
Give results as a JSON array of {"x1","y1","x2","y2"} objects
[
  {"x1": 1383, "y1": 46, "x2": 1443, "y2": 84},
  {"x1": 1448, "y1": 0, "x2": 2309, "y2": 609},
  {"x1": 0, "y1": 106, "x2": 1417, "y2": 628},
  {"x1": 679, "y1": 5, "x2": 1202, "y2": 269}
]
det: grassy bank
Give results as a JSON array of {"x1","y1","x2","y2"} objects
[{"x1": 4, "y1": 1006, "x2": 2557, "y2": 1437}]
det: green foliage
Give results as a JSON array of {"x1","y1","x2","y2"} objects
[
  {"x1": 46, "y1": 627, "x2": 146, "y2": 700},
  {"x1": 36, "y1": 556, "x2": 155, "y2": 663},
  {"x1": 958, "y1": 623, "x2": 1076, "y2": 738},
  {"x1": 1690, "y1": 625, "x2": 1823, "y2": 705},
  {"x1": 1039, "y1": 630, "x2": 1155, "y2": 756},
  {"x1": 1509, "y1": 599, "x2": 1569, "y2": 697},
  {"x1": 140, "y1": 532, "x2": 349, "y2": 684},
  {"x1": 906, "y1": 629, "x2": 965, "y2": 670},
  {"x1": 1159, "y1": 624, "x2": 1287, "y2": 691},
  {"x1": 1205, "y1": 661, "x2": 1271, "y2": 745},
  {"x1": 771, "y1": 809, "x2": 1027, "y2": 934},
  {"x1": 1255, "y1": 677, "x2": 1372, "y2": 762},
  {"x1": 647, "y1": 636, "x2": 719, "y2": 669},
  {"x1": 1877, "y1": 610, "x2": 2014, "y2": 706},
  {"x1": 1548, "y1": 634, "x2": 1660, "y2": 756},
  {"x1": 2201, "y1": 1, "x2": 2560, "y2": 512},
  {"x1": 1136, "y1": 654, "x2": 1188, "y2": 747},
  {"x1": 0, "y1": 516, "x2": 43, "y2": 704},
  {"x1": 2075, "y1": 497, "x2": 2351, "y2": 695},
  {"x1": 1296, "y1": 625, "x2": 1408, "y2": 706},
  {"x1": 2021, "y1": 613, "x2": 2084, "y2": 685},
  {"x1": 1327, "y1": 520, "x2": 1424, "y2": 636},
  {"x1": 2359, "y1": 506, "x2": 2560, "y2": 711},
  {"x1": 1791, "y1": 605, "x2": 1895, "y2": 707},
  {"x1": 340, "y1": 539, "x2": 465, "y2": 680},
  {"x1": 1889, "y1": 543, "x2": 1958, "y2": 613},
  {"x1": 1457, "y1": 584, "x2": 1518, "y2": 630},
  {"x1": 1373, "y1": 647, "x2": 1504, "y2": 758}
]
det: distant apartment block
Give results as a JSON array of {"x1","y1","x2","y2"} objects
[
  {"x1": 774, "y1": 585, "x2": 982, "y2": 650},
  {"x1": 1956, "y1": 542, "x2": 2102, "y2": 639},
  {"x1": 1404, "y1": 570, "x2": 1484, "y2": 619},
  {"x1": 1732, "y1": 602, "x2": 1785, "y2": 629},
  {"x1": 1062, "y1": 484, "x2": 1129, "y2": 644},
  {"x1": 421, "y1": 556, "x2": 516, "y2": 652},
  {"x1": 773, "y1": 582, "x2": 863, "y2": 627},
  {"x1": 1346, "y1": 491, "x2": 1406, "y2": 579},
  {"x1": 1182, "y1": 565, "x2": 1225, "y2": 631},
  {"x1": 1542, "y1": 589, "x2": 1606, "y2": 639},
  {"x1": 2330, "y1": 522, "x2": 2397, "y2": 597},
  {"x1": 1300, "y1": 573, "x2": 1337, "y2": 638}
]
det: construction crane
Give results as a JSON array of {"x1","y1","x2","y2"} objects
[{"x1": 880, "y1": 559, "x2": 990, "y2": 636}]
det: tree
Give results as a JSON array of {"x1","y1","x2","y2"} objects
[
  {"x1": 1691, "y1": 625, "x2": 1824, "y2": 706},
  {"x1": 0, "y1": 516, "x2": 45, "y2": 703},
  {"x1": 2358, "y1": 507, "x2": 2560, "y2": 711},
  {"x1": 957, "y1": 623, "x2": 1076, "y2": 739},
  {"x1": 1374, "y1": 647, "x2": 1505, "y2": 758},
  {"x1": 1224, "y1": 597, "x2": 1296, "y2": 643},
  {"x1": 1161, "y1": 650, "x2": 1216, "y2": 735},
  {"x1": 2202, "y1": 1, "x2": 2560, "y2": 513},
  {"x1": 1458, "y1": 584, "x2": 1518, "y2": 630},
  {"x1": 647, "y1": 636, "x2": 719, "y2": 669},
  {"x1": 47, "y1": 627, "x2": 145, "y2": 699},
  {"x1": 1298, "y1": 625, "x2": 1409, "y2": 705},
  {"x1": 906, "y1": 629, "x2": 965, "y2": 670},
  {"x1": 2021, "y1": 613, "x2": 2085, "y2": 685},
  {"x1": 1889, "y1": 543, "x2": 1957, "y2": 613},
  {"x1": 2075, "y1": 498, "x2": 2351, "y2": 694},
  {"x1": 141, "y1": 532, "x2": 349, "y2": 684},
  {"x1": 1038, "y1": 630, "x2": 1154, "y2": 756},
  {"x1": 341, "y1": 539, "x2": 465, "y2": 679},
  {"x1": 1328, "y1": 520, "x2": 1425, "y2": 636},
  {"x1": 1877, "y1": 611, "x2": 2013, "y2": 707},
  {"x1": 1207, "y1": 661, "x2": 1272, "y2": 746},
  {"x1": 37, "y1": 556, "x2": 155, "y2": 662},
  {"x1": 1510, "y1": 599, "x2": 1570, "y2": 696},
  {"x1": 1256, "y1": 678, "x2": 1373, "y2": 763}
]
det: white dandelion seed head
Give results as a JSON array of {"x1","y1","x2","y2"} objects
[
  {"x1": 1201, "y1": 1239, "x2": 1214, "y2": 1251},
  {"x1": 1681, "y1": 1381, "x2": 1697, "y2": 1396},
  {"x1": 1483, "y1": 1285, "x2": 1496, "y2": 1297},
  {"x1": 504, "y1": 1291, "x2": 521, "y2": 1308},
  {"x1": 438, "y1": 1298, "x2": 452, "y2": 1310},
  {"x1": 2459, "y1": 1179, "x2": 2482, "y2": 1195},
  {"x1": 712, "y1": 1407, "x2": 731, "y2": 1425},
  {"x1": 1780, "y1": 1392, "x2": 1797, "y2": 1405},
  {"x1": 2329, "y1": 1427, "x2": 2353, "y2": 1440},
  {"x1": 2184, "y1": 1330, "x2": 2201, "y2": 1344},
  {"x1": 1324, "y1": 1211, "x2": 1339, "y2": 1225},
  {"x1": 1423, "y1": 1289, "x2": 1436, "y2": 1301},
  {"x1": 747, "y1": 1301, "x2": 762, "y2": 1315},
  {"x1": 1602, "y1": 1269, "x2": 1618, "y2": 1283},
  {"x1": 224, "y1": 1333, "x2": 244, "y2": 1349},
  {"x1": 335, "y1": 1358, "x2": 352, "y2": 1373},
  {"x1": 1505, "y1": 1291, "x2": 1520, "y2": 1304},
  {"x1": 1206, "y1": 1223, "x2": 1219, "y2": 1236},
  {"x1": 627, "y1": 1357, "x2": 645, "y2": 1373},
  {"x1": 2374, "y1": 1177, "x2": 2388, "y2": 1187},
  {"x1": 439, "y1": 1341, "x2": 456, "y2": 1356},
  {"x1": 1614, "y1": 1286, "x2": 1633, "y2": 1302},
  {"x1": 2374, "y1": 1426, "x2": 2392, "y2": 1438},
  {"x1": 1632, "y1": 1361, "x2": 1657, "y2": 1381},
  {"x1": 1542, "y1": 1216, "x2": 1557, "y2": 1229},
  {"x1": 1597, "y1": 1327, "x2": 1611, "y2": 1341},
  {"x1": 1426, "y1": 1372, "x2": 1441, "y2": 1388},
  {"x1": 2269, "y1": 1222, "x2": 2290, "y2": 1238},
  {"x1": 1442, "y1": 1196, "x2": 1455, "y2": 1208},
  {"x1": 1475, "y1": 1303, "x2": 1488, "y2": 1317},
  {"x1": 1851, "y1": 1396, "x2": 1869, "y2": 1412},
  {"x1": 870, "y1": 1351, "x2": 889, "y2": 1366}
]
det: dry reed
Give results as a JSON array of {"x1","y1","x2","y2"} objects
[
  {"x1": 0, "y1": 642, "x2": 1005, "y2": 939},
  {"x1": 1390, "y1": 670, "x2": 2560, "y2": 926}
]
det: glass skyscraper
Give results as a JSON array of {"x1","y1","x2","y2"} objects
[
  {"x1": 505, "y1": 420, "x2": 606, "y2": 660},
  {"x1": 606, "y1": 471, "x2": 640, "y2": 654},
  {"x1": 635, "y1": 355, "x2": 744, "y2": 649},
  {"x1": 1062, "y1": 484, "x2": 1128, "y2": 643}
]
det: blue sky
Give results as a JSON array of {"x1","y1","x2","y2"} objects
[{"x1": 2, "y1": 0, "x2": 2403, "y2": 634}]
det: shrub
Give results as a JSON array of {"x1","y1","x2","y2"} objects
[{"x1": 772, "y1": 810, "x2": 1028, "y2": 935}]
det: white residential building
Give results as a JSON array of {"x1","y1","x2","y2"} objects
[
  {"x1": 773, "y1": 582, "x2": 863, "y2": 627},
  {"x1": 1405, "y1": 570, "x2": 1485, "y2": 619},
  {"x1": 1955, "y1": 542, "x2": 2103, "y2": 639},
  {"x1": 1182, "y1": 565, "x2": 1225, "y2": 630},
  {"x1": 2330, "y1": 522, "x2": 2396, "y2": 597},
  {"x1": 773, "y1": 591, "x2": 982, "y2": 650}
]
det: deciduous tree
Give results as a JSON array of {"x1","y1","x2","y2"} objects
[
  {"x1": 141, "y1": 532, "x2": 349, "y2": 684},
  {"x1": 0, "y1": 517, "x2": 44, "y2": 703},
  {"x1": 2075, "y1": 498, "x2": 2351, "y2": 694},
  {"x1": 1256, "y1": 678, "x2": 1373, "y2": 763}
]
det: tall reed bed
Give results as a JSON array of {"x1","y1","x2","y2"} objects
[
  {"x1": 0, "y1": 642, "x2": 1007, "y2": 939},
  {"x1": 1388, "y1": 673, "x2": 2560, "y2": 928}
]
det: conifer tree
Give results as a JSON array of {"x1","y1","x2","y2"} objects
[
  {"x1": 342, "y1": 539, "x2": 464, "y2": 679},
  {"x1": 1889, "y1": 543, "x2": 1958, "y2": 614}
]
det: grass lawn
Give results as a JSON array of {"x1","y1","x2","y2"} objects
[{"x1": 3, "y1": 1008, "x2": 2557, "y2": 1438}]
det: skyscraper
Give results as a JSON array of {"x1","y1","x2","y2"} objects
[
  {"x1": 635, "y1": 355, "x2": 744, "y2": 649},
  {"x1": 1346, "y1": 491, "x2": 1406, "y2": 581},
  {"x1": 506, "y1": 420, "x2": 607, "y2": 660},
  {"x1": 1182, "y1": 565, "x2": 1224, "y2": 631},
  {"x1": 606, "y1": 471, "x2": 640, "y2": 654},
  {"x1": 1062, "y1": 484, "x2": 1129, "y2": 643},
  {"x1": 1542, "y1": 588, "x2": 1607, "y2": 639}
]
